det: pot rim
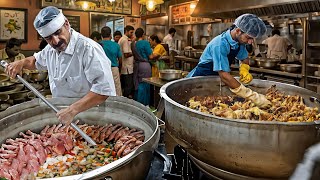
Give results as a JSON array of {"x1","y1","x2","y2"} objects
[
  {"x1": 0, "y1": 97, "x2": 160, "y2": 179},
  {"x1": 160, "y1": 76, "x2": 319, "y2": 126},
  {"x1": 280, "y1": 64, "x2": 302, "y2": 67}
]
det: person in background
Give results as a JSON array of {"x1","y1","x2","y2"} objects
[
  {"x1": 100, "y1": 26, "x2": 122, "y2": 96},
  {"x1": 149, "y1": 34, "x2": 167, "y2": 77},
  {"x1": 131, "y1": 28, "x2": 152, "y2": 106},
  {"x1": 118, "y1": 25, "x2": 135, "y2": 98},
  {"x1": 187, "y1": 14, "x2": 271, "y2": 108},
  {"x1": 90, "y1": 31, "x2": 102, "y2": 42},
  {"x1": 0, "y1": 38, "x2": 25, "y2": 63},
  {"x1": 163, "y1": 28, "x2": 177, "y2": 53},
  {"x1": 4, "y1": 6, "x2": 115, "y2": 125},
  {"x1": 39, "y1": 39, "x2": 48, "y2": 50},
  {"x1": 113, "y1": 30, "x2": 122, "y2": 43},
  {"x1": 262, "y1": 29, "x2": 292, "y2": 60}
]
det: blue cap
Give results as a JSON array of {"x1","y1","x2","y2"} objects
[{"x1": 234, "y1": 14, "x2": 266, "y2": 38}]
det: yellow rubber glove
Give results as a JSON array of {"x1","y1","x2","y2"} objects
[
  {"x1": 230, "y1": 84, "x2": 272, "y2": 108},
  {"x1": 239, "y1": 63, "x2": 253, "y2": 84}
]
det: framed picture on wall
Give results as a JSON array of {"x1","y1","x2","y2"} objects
[
  {"x1": 114, "y1": 0, "x2": 123, "y2": 13},
  {"x1": 123, "y1": 0, "x2": 132, "y2": 14},
  {"x1": 0, "y1": 8, "x2": 27, "y2": 42}
]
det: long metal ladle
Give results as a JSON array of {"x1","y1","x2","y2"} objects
[{"x1": 1, "y1": 60, "x2": 97, "y2": 146}]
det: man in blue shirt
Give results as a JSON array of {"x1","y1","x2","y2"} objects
[
  {"x1": 187, "y1": 14, "x2": 271, "y2": 108},
  {"x1": 100, "y1": 26, "x2": 123, "y2": 96}
]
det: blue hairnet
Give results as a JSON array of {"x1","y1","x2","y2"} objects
[
  {"x1": 234, "y1": 14, "x2": 266, "y2": 38},
  {"x1": 34, "y1": 6, "x2": 60, "y2": 29}
]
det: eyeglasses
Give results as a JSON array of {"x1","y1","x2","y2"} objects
[{"x1": 240, "y1": 31, "x2": 254, "y2": 40}]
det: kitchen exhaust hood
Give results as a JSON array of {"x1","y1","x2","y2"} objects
[{"x1": 192, "y1": 0, "x2": 320, "y2": 18}]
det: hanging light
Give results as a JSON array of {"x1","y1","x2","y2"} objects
[
  {"x1": 138, "y1": 0, "x2": 164, "y2": 11},
  {"x1": 109, "y1": 0, "x2": 115, "y2": 2},
  {"x1": 146, "y1": 0, "x2": 156, "y2": 11},
  {"x1": 75, "y1": 0, "x2": 97, "y2": 10}
]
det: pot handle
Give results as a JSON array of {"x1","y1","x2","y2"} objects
[{"x1": 157, "y1": 117, "x2": 165, "y2": 127}]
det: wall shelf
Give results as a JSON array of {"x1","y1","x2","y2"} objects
[
  {"x1": 307, "y1": 75, "x2": 320, "y2": 80},
  {"x1": 307, "y1": 43, "x2": 320, "y2": 47}
]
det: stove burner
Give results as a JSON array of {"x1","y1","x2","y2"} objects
[
  {"x1": 163, "y1": 145, "x2": 212, "y2": 180},
  {"x1": 146, "y1": 144, "x2": 213, "y2": 180}
]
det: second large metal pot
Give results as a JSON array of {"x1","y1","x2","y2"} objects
[
  {"x1": 255, "y1": 57, "x2": 281, "y2": 69},
  {"x1": 0, "y1": 96, "x2": 160, "y2": 180},
  {"x1": 160, "y1": 77, "x2": 320, "y2": 179}
]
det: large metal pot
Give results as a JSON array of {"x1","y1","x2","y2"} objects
[
  {"x1": 191, "y1": 50, "x2": 203, "y2": 59},
  {"x1": 160, "y1": 76, "x2": 320, "y2": 179},
  {"x1": 159, "y1": 69, "x2": 183, "y2": 81},
  {"x1": 280, "y1": 64, "x2": 302, "y2": 73},
  {"x1": 0, "y1": 97, "x2": 160, "y2": 180},
  {"x1": 255, "y1": 57, "x2": 281, "y2": 69}
]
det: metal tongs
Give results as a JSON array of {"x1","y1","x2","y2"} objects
[{"x1": 0, "y1": 60, "x2": 97, "y2": 146}]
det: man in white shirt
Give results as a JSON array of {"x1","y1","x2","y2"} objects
[
  {"x1": 262, "y1": 29, "x2": 292, "y2": 60},
  {"x1": 163, "y1": 28, "x2": 177, "y2": 53},
  {"x1": 118, "y1": 25, "x2": 135, "y2": 98},
  {"x1": 5, "y1": 6, "x2": 116, "y2": 125}
]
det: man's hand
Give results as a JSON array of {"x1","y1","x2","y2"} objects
[
  {"x1": 5, "y1": 61, "x2": 24, "y2": 78},
  {"x1": 230, "y1": 84, "x2": 271, "y2": 108},
  {"x1": 239, "y1": 63, "x2": 253, "y2": 84},
  {"x1": 56, "y1": 106, "x2": 77, "y2": 126}
]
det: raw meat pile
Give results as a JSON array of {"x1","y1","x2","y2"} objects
[{"x1": 0, "y1": 121, "x2": 144, "y2": 180}]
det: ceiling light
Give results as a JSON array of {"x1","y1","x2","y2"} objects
[
  {"x1": 146, "y1": 0, "x2": 156, "y2": 11},
  {"x1": 75, "y1": 0, "x2": 96, "y2": 10},
  {"x1": 190, "y1": 3, "x2": 196, "y2": 9},
  {"x1": 138, "y1": 0, "x2": 164, "y2": 11},
  {"x1": 109, "y1": 0, "x2": 115, "y2": 2}
]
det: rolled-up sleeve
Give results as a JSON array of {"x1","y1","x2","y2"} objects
[
  {"x1": 83, "y1": 44, "x2": 116, "y2": 96},
  {"x1": 33, "y1": 49, "x2": 48, "y2": 70},
  {"x1": 212, "y1": 41, "x2": 231, "y2": 72}
]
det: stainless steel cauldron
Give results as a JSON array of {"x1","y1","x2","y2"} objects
[
  {"x1": 0, "y1": 96, "x2": 160, "y2": 180},
  {"x1": 160, "y1": 76, "x2": 320, "y2": 179}
]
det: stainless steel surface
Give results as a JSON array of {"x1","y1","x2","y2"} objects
[
  {"x1": 159, "y1": 69, "x2": 183, "y2": 81},
  {"x1": 250, "y1": 67, "x2": 303, "y2": 78},
  {"x1": 279, "y1": 64, "x2": 302, "y2": 73},
  {"x1": 160, "y1": 76, "x2": 320, "y2": 178},
  {"x1": 189, "y1": 154, "x2": 278, "y2": 180},
  {"x1": 142, "y1": 77, "x2": 167, "y2": 88},
  {"x1": 0, "y1": 97, "x2": 160, "y2": 180},
  {"x1": 192, "y1": 0, "x2": 320, "y2": 18},
  {"x1": 0, "y1": 60, "x2": 97, "y2": 146},
  {"x1": 184, "y1": 50, "x2": 192, "y2": 57},
  {"x1": 254, "y1": 58, "x2": 281, "y2": 69},
  {"x1": 191, "y1": 50, "x2": 203, "y2": 59}
]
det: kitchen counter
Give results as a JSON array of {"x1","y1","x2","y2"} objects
[
  {"x1": 230, "y1": 65, "x2": 303, "y2": 78},
  {"x1": 142, "y1": 77, "x2": 169, "y2": 108},
  {"x1": 142, "y1": 77, "x2": 168, "y2": 87},
  {"x1": 174, "y1": 56, "x2": 199, "y2": 71},
  {"x1": 174, "y1": 56, "x2": 199, "y2": 63}
]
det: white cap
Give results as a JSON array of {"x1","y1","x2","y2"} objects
[{"x1": 34, "y1": 6, "x2": 65, "y2": 38}]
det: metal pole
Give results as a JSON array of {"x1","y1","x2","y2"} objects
[{"x1": 0, "y1": 60, "x2": 97, "y2": 146}]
